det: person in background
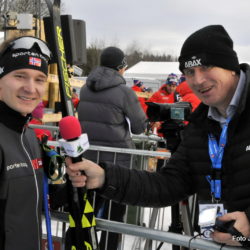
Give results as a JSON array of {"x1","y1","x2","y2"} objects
[
  {"x1": 71, "y1": 88, "x2": 79, "y2": 109},
  {"x1": 132, "y1": 79, "x2": 146, "y2": 92},
  {"x1": 77, "y1": 46, "x2": 147, "y2": 250},
  {"x1": 176, "y1": 75, "x2": 201, "y2": 111},
  {"x1": 131, "y1": 79, "x2": 148, "y2": 113},
  {"x1": 29, "y1": 101, "x2": 53, "y2": 141},
  {"x1": 67, "y1": 25, "x2": 250, "y2": 247},
  {"x1": 147, "y1": 73, "x2": 179, "y2": 104},
  {"x1": 147, "y1": 73, "x2": 179, "y2": 136}
]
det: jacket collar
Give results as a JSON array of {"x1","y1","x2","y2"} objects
[
  {"x1": 0, "y1": 101, "x2": 31, "y2": 133},
  {"x1": 236, "y1": 63, "x2": 250, "y2": 114}
]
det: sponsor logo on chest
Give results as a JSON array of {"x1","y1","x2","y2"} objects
[
  {"x1": 32, "y1": 158, "x2": 43, "y2": 170},
  {"x1": 7, "y1": 162, "x2": 28, "y2": 171},
  {"x1": 6, "y1": 158, "x2": 43, "y2": 171}
]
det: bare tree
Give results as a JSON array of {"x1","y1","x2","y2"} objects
[
  {"x1": 80, "y1": 39, "x2": 177, "y2": 76},
  {"x1": 81, "y1": 39, "x2": 106, "y2": 75},
  {"x1": 0, "y1": 0, "x2": 67, "y2": 28},
  {"x1": 0, "y1": 0, "x2": 49, "y2": 18}
]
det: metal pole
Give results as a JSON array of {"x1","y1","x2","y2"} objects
[
  {"x1": 51, "y1": 212, "x2": 238, "y2": 250},
  {"x1": 3, "y1": 0, "x2": 8, "y2": 40}
]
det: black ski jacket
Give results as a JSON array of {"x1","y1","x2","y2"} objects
[
  {"x1": 99, "y1": 64, "x2": 250, "y2": 221},
  {"x1": 0, "y1": 101, "x2": 43, "y2": 250}
]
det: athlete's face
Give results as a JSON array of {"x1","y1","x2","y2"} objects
[{"x1": 0, "y1": 68, "x2": 47, "y2": 116}]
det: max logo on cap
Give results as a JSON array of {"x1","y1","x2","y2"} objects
[{"x1": 184, "y1": 56, "x2": 202, "y2": 68}]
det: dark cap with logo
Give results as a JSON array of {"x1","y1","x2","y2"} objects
[{"x1": 178, "y1": 25, "x2": 240, "y2": 73}]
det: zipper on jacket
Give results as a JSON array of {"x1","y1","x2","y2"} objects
[{"x1": 20, "y1": 128, "x2": 41, "y2": 250}]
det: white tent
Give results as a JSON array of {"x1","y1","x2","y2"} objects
[
  {"x1": 125, "y1": 61, "x2": 181, "y2": 80},
  {"x1": 124, "y1": 61, "x2": 181, "y2": 91}
]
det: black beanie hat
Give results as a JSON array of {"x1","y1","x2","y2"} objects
[
  {"x1": 0, "y1": 48, "x2": 49, "y2": 78},
  {"x1": 100, "y1": 46, "x2": 127, "y2": 70},
  {"x1": 178, "y1": 25, "x2": 240, "y2": 73}
]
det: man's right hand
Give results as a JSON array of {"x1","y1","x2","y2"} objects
[
  {"x1": 66, "y1": 157, "x2": 105, "y2": 189},
  {"x1": 212, "y1": 211, "x2": 250, "y2": 246}
]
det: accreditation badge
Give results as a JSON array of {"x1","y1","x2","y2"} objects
[{"x1": 198, "y1": 202, "x2": 227, "y2": 240}]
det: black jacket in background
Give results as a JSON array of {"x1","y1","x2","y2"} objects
[{"x1": 77, "y1": 66, "x2": 147, "y2": 166}]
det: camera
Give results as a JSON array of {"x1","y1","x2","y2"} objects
[
  {"x1": 146, "y1": 102, "x2": 192, "y2": 122},
  {"x1": 146, "y1": 102, "x2": 192, "y2": 152}
]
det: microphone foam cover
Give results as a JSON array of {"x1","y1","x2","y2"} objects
[{"x1": 59, "y1": 116, "x2": 82, "y2": 140}]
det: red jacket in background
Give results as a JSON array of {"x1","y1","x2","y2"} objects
[
  {"x1": 147, "y1": 84, "x2": 176, "y2": 104},
  {"x1": 29, "y1": 119, "x2": 53, "y2": 141},
  {"x1": 72, "y1": 97, "x2": 80, "y2": 108},
  {"x1": 176, "y1": 81, "x2": 201, "y2": 111},
  {"x1": 131, "y1": 85, "x2": 148, "y2": 113}
]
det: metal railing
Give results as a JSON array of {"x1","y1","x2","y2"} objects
[
  {"x1": 32, "y1": 124, "x2": 244, "y2": 250},
  {"x1": 50, "y1": 211, "x2": 240, "y2": 250}
]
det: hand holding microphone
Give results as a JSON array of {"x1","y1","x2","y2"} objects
[
  {"x1": 59, "y1": 116, "x2": 105, "y2": 189},
  {"x1": 59, "y1": 116, "x2": 101, "y2": 250},
  {"x1": 65, "y1": 157, "x2": 105, "y2": 189},
  {"x1": 59, "y1": 116, "x2": 89, "y2": 163}
]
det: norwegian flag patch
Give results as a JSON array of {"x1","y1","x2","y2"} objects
[{"x1": 29, "y1": 57, "x2": 41, "y2": 67}]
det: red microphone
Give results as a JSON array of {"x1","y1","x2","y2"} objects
[
  {"x1": 59, "y1": 116, "x2": 89, "y2": 163},
  {"x1": 59, "y1": 116, "x2": 89, "y2": 205}
]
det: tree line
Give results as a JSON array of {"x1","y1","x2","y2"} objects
[
  {"x1": 82, "y1": 40, "x2": 177, "y2": 76},
  {"x1": 0, "y1": 0, "x2": 177, "y2": 76},
  {"x1": 0, "y1": 0, "x2": 49, "y2": 23}
]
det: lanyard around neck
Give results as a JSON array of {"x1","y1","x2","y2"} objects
[{"x1": 207, "y1": 117, "x2": 231, "y2": 202}]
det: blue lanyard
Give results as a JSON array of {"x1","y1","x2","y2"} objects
[{"x1": 207, "y1": 117, "x2": 231, "y2": 201}]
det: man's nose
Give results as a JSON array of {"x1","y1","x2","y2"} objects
[
  {"x1": 193, "y1": 69, "x2": 206, "y2": 84},
  {"x1": 23, "y1": 79, "x2": 36, "y2": 93}
]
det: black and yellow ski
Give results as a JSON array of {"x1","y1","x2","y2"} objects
[{"x1": 44, "y1": 1, "x2": 99, "y2": 249}]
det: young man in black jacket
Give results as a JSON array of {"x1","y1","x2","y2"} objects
[
  {"x1": 67, "y1": 25, "x2": 250, "y2": 247},
  {"x1": 0, "y1": 36, "x2": 69, "y2": 250}
]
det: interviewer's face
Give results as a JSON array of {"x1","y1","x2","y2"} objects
[
  {"x1": 0, "y1": 68, "x2": 47, "y2": 116},
  {"x1": 184, "y1": 66, "x2": 238, "y2": 112}
]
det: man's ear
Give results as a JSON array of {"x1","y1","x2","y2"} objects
[{"x1": 118, "y1": 68, "x2": 125, "y2": 75}]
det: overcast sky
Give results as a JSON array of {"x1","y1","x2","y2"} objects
[{"x1": 63, "y1": 0, "x2": 250, "y2": 62}]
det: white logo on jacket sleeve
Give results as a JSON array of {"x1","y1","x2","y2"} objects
[{"x1": 246, "y1": 145, "x2": 250, "y2": 151}]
